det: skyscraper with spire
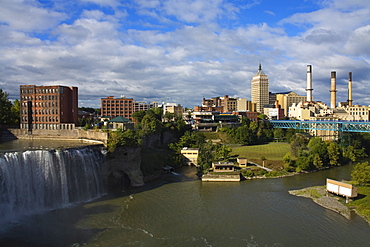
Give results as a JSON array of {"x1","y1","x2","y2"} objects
[{"x1": 251, "y1": 64, "x2": 269, "y2": 113}]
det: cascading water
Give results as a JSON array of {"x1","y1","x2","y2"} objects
[{"x1": 0, "y1": 146, "x2": 106, "y2": 222}]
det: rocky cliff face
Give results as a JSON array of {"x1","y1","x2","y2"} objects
[
  {"x1": 105, "y1": 146, "x2": 144, "y2": 189},
  {"x1": 105, "y1": 130, "x2": 180, "y2": 189}
]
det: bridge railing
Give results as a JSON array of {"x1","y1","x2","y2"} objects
[{"x1": 270, "y1": 120, "x2": 370, "y2": 133}]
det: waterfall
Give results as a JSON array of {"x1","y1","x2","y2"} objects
[{"x1": 0, "y1": 146, "x2": 106, "y2": 222}]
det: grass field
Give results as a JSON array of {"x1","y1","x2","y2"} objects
[
  {"x1": 230, "y1": 142, "x2": 290, "y2": 160},
  {"x1": 230, "y1": 142, "x2": 291, "y2": 169}
]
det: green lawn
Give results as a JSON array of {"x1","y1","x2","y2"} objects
[
  {"x1": 230, "y1": 142, "x2": 291, "y2": 161},
  {"x1": 348, "y1": 186, "x2": 370, "y2": 223}
]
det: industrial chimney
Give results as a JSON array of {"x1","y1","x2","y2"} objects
[
  {"x1": 306, "y1": 65, "x2": 313, "y2": 102},
  {"x1": 348, "y1": 72, "x2": 353, "y2": 107},
  {"x1": 330, "y1": 71, "x2": 337, "y2": 108}
]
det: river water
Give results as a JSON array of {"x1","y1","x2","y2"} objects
[{"x1": 0, "y1": 139, "x2": 370, "y2": 246}]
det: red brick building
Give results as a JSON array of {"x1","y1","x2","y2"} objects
[
  {"x1": 101, "y1": 96, "x2": 134, "y2": 120},
  {"x1": 20, "y1": 85, "x2": 78, "y2": 130}
]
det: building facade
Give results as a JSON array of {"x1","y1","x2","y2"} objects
[
  {"x1": 20, "y1": 85, "x2": 78, "y2": 130},
  {"x1": 275, "y1": 91, "x2": 307, "y2": 116},
  {"x1": 251, "y1": 64, "x2": 269, "y2": 113},
  {"x1": 101, "y1": 96, "x2": 134, "y2": 120}
]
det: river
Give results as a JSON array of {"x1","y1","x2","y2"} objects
[
  {"x1": 1, "y1": 139, "x2": 370, "y2": 246},
  {"x1": 1, "y1": 163, "x2": 370, "y2": 246}
]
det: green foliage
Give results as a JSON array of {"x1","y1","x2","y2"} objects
[
  {"x1": 290, "y1": 133, "x2": 310, "y2": 157},
  {"x1": 169, "y1": 131, "x2": 206, "y2": 151},
  {"x1": 107, "y1": 129, "x2": 139, "y2": 152},
  {"x1": 140, "y1": 114, "x2": 162, "y2": 135},
  {"x1": 219, "y1": 119, "x2": 275, "y2": 145},
  {"x1": 273, "y1": 128, "x2": 285, "y2": 141},
  {"x1": 0, "y1": 89, "x2": 15, "y2": 125},
  {"x1": 327, "y1": 141, "x2": 341, "y2": 166},
  {"x1": 197, "y1": 141, "x2": 214, "y2": 172},
  {"x1": 10, "y1": 99, "x2": 20, "y2": 126},
  {"x1": 295, "y1": 154, "x2": 313, "y2": 171},
  {"x1": 348, "y1": 186, "x2": 370, "y2": 222},
  {"x1": 351, "y1": 161, "x2": 370, "y2": 186},
  {"x1": 282, "y1": 152, "x2": 294, "y2": 166},
  {"x1": 214, "y1": 144, "x2": 232, "y2": 161},
  {"x1": 132, "y1": 110, "x2": 147, "y2": 123},
  {"x1": 265, "y1": 170, "x2": 289, "y2": 177}
]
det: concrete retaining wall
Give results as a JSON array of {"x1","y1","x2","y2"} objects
[{"x1": 7, "y1": 128, "x2": 108, "y2": 145}]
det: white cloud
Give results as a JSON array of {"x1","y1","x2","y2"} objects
[
  {"x1": 0, "y1": 0, "x2": 67, "y2": 31},
  {"x1": 0, "y1": 0, "x2": 369, "y2": 108}
]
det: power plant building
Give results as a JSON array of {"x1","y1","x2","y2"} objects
[
  {"x1": 251, "y1": 64, "x2": 269, "y2": 113},
  {"x1": 288, "y1": 66, "x2": 370, "y2": 121}
]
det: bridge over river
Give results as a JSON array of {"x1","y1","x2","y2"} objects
[{"x1": 270, "y1": 120, "x2": 370, "y2": 134}]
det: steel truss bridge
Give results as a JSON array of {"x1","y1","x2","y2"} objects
[{"x1": 270, "y1": 120, "x2": 370, "y2": 133}]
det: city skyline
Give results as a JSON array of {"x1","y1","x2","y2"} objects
[{"x1": 1, "y1": 0, "x2": 370, "y2": 108}]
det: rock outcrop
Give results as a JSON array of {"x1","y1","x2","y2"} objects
[{"x1": 105, "y1": 146, "x2": 144, "y2": 188}]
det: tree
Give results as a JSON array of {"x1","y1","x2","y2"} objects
[
  {"x1": 312, "y1": 153, "x2": 323, "y2": 169},
  {"x1": 327, "y1": 142, "x2": 341, "y2": 166},
  {"x1": 0, "y1": 89, "x2": 13, "y2": 125},
  {"x1": 10, "y1": 98, "x2": 20, "y2": 126},
  {"x1": 273, "y1": 128, "x2": 285, "y2": 141},
  {"x1": 197, "y1": 141, "x2": 214, "y2": 172},
  {"x1": 351, "y1": 161, "x2": 370, "y2": 185},
  {"x1": 290, "y1": 133, "x2": 309, "y2": 157},
  {"x1": 132, "y1": 110, "x2": 146, "y2": 123},
  {"x1": 214, "y1": 144, "x2": 231, "y2": 161},
  {"x1": 307, "y1": 137, "x2": 329, "y2": 165}
]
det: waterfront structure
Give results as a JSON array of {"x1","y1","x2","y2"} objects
[
  {"x1": 251, "y1": 64, "x2": 269, "y2": 113},
  {"x1": 180, "y1": 147, "x2": 199, "y2": 166},
  {"x1": 212, "y1": 162, "x2": 235, "y2": 172},
  {"x1": 20, "y1": 85, "x2": 78, "y2": 130},
  {"x1": 101, "y1": 96, "x2": 134, "y2": 120}
]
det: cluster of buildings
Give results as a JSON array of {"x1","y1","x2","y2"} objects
[{"x1": 19, "y1": 64, "x2": 370, "y2": 132}]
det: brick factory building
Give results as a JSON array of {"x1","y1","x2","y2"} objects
[
  {"x1": 20, "y1": 85, "x2": 78, "y2": 131},
  {"x1": 101, "y1": 96, "x2": 134, "y2": 120}
]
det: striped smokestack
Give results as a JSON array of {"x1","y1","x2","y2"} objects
[
  {"x1": 306, "y1": 65, "x2": 313, "y2": 102},
  {"x1": 330, "y1": 71, "x2": 337, "y2": 108},
  {"x1": 348, "y1": 72, "x2": 353, "y2": 106}
]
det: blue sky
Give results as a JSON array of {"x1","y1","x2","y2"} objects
[{"x1": 1, "y1": 0, "x2": 370, "y2": 108}]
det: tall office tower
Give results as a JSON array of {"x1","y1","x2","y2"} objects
[
  {"x1": 20, "y1": 85, "x2": 78, "y2": 131},
  {"x1": 251, "y1": 64, "x2": 269, "y2": 113}
]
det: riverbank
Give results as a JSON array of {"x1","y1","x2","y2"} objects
[{"x1": 289, "y1": 186, "x2": 352, "y2": 219}]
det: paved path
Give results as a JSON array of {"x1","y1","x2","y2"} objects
[{"x1": 248, "y1": 161, "x2": 273, "y2": 172}]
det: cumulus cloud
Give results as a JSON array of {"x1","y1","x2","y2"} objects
[{"x1": 0, "y1": 0, "x2": 369, "y2": 108}]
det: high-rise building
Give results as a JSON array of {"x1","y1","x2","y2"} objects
[
  {"x1": 251, "y1": 64, "x2": 269, "y2": 113},
  {"x1": 101, "y1": 96, "x2": 134, "y2": 120},
  {"x1": 20, "y1": 85, "x2": 78, "y2": 131}
]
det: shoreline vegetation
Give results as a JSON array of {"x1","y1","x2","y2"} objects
[{"x1": 289, "y1": 186, "x2": 370, "y2": 225}]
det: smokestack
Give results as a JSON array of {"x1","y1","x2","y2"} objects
[
  {"x1": 348, "y1": 72, "x2": 353, "y2": 107},
  {"x1": 306, "y1": 65, "x2": 313, "y2": 102},
  {"x1": 330, "y1": 71, "x2": 337, "y2": 108}
]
